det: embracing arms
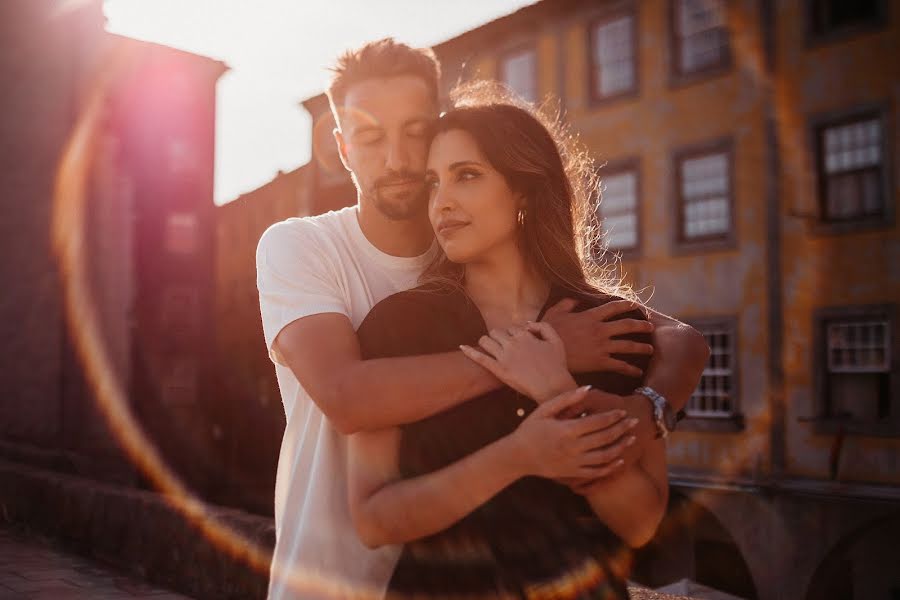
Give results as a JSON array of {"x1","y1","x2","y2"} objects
[
  {"x1": 271, "y1": 301, "x2": 656, "y2": 434},
  {"x1": 347, "y1": 386, "x2": 633, "y2": 548},
  {"x1": 274, "y1": 314, "x2": 498, "y2": 434}
]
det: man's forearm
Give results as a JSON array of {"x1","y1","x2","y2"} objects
[
  {"x1": 336, "y1": 351, "x2": 500, "y2": 433},
  {"x1": 644, "y1": 311, "x2": 710, "y2": 412}
]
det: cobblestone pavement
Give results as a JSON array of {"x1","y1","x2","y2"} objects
[{"x1": 0, "y1": 524, "x2": 193, "y2": 599}]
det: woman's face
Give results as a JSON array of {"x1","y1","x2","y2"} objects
[{"x1": 425, "y1": 129, "x2": 522, "y2": 264}]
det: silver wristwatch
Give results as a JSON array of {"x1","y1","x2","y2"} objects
[{"x1": 636, "y1": 386, "x2": 677, "y2": 439}]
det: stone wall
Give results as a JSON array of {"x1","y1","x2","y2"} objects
[{"x1": 0, "y1": 457, "x2": 273, "y2": 599}]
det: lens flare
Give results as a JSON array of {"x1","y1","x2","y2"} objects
[{"x1": 51, "y1": 44, "x2": 382, "y2": 599}]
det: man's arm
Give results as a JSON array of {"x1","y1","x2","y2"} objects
[
  {"x1": 545, "y1": 300, "x2": 709, "y2": 471},
  {"x1": 613, "y1": 309, "x2": 710, "y2": 466},
  {"x1": 643, "y1": 307, "x2": 710, "y2": 412},
  {"x1": 274, "y1": 313, "x2": 499, "y2": 435}
]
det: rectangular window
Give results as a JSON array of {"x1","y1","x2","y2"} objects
[
  {"x1": 824, "y1": 315, "x2": 892, "y2": 423},
  {"x1": 597, "y1": 166, "x2": 639, "y2": 252},
  {"x1": 676, "y1": 144, "x2": 732, "y2": 244},
  {"x1": 500, "y1": 46, "x2": 538, "y2": 103},
  {"x1": 688, "y1": 320, "x2": 737, "y2": 418},
  {"x1": 673, "y1": 0, "x2": 730, "y2": 77},
  {"x1": 816, "y1": 113, "x2": 885, "y2": 222},
  {"x1": 809, "y1": 0, "x2": 887, "y2": 39},
  {"x1": 590, "y1": 14, "x2": 636, "y2": 100}
]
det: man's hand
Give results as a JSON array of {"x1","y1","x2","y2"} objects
[{"x1": 543, "y1": 298, "x2": 654, "y2": 375}]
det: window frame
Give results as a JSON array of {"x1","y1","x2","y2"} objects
[
  {"x1": 587, "y1": 8, "x2": 640, "y2": 105},
  {"x1": 678, "y1": 316, "x2": 745, "y2": 433},
  {"x1": 594, "y1": 157, "x2": 642, "y2": 259},
  {"x1": 809, "y1": 105, "x2": 894, "y2": 235},
  {"x1": 668, "y1": 0, "x2": 733, "y2": 87},
  {"x1": 805, "y1": 0, "x2": 889, "y2": 47},
  {"x1": 671, "y1": 137, "x2": 737, "y2": 254},
  {"x1": 812, "y1": 304, "x2": 900, "y2": 437},
  {"x1": 498, "y1": 42, "x2": 539, "y2": 104}
]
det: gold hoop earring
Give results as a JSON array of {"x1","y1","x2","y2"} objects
[{"x1": 517, "y1": 207, "x2": 526, "y2": 227}]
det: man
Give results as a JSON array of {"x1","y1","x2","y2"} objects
[{"x1": 256, "y1": 39, "x2": 708, "y2": 599}]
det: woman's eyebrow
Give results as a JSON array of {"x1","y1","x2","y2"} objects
[{"x1": 448, "y1": 160, "x2": 482, "y2": 170}]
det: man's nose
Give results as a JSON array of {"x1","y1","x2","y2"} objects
[{"x1": 385, "y1": 136, "x2": 410, "y2": 172}]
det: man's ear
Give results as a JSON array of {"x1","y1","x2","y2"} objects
[{"x1": 333, "y1": 128, "x2": 351, "y2": 171}]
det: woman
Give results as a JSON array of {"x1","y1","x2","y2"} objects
[{"x1": 348, "y1": 89, "x2": 667, "y2": 599}]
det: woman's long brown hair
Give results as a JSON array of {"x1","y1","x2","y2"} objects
[{"x1": 420, "y1": 81, "x2": 635, "y2": 303}]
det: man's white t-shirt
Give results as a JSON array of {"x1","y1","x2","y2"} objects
[{"x1": 256, "y1": 205, "x2": 435, "y2": 599}]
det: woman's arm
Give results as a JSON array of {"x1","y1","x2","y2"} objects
[
  {"x1": 347, "y1": 387, "x2": 632, "y2": 548},
  {"x1": 461, "y1": 321, "x2": 668, "y2": 547}
]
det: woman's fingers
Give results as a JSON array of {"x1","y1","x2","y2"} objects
[
  {"x1": 459, "y1": 344, "x2": 501, "y2": 374},
  {"x1": 525, "y1": 321, "x2": 562, "y2": 344},
  {"x1": 477, "y1": 335, "x2": 503, "y2": 357},
  {"x1": 488, "y1": 328, "x2": 513, "y2": 348},
  {"x1": 571, "y1": 409, "x2": 627, "y2": 435},
  {"x1": 535, "y1": 385, "x2": 591, "y2": 417},
  {"x1": 579, "y1": 421, "x2": 638, "y2": 452},
  {"x1": 581, "y1": 439, "x2": 631, "y2": 468},
  {"x1": 582, "y1": 428, "x2": 636, "y2": 464}
]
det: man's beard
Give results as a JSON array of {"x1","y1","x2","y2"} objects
[{"x1": 369, "y1": 172, "x2": 427, "y2": 221}]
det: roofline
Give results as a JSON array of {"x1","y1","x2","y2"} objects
[{"x1": 108, "y1": 32, "x2": 230, "y2": 76}]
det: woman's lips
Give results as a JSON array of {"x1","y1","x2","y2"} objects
[{"x1": 436, "y1": 220, "x2": 469, "y2": 235}]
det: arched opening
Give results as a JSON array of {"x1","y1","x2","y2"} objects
[
  {"x1": 632, "y1": 490, "x2": 758, "y2": 599},
  {"x1": 805, "y1": 513, "x2": 900, "y2": 600}
]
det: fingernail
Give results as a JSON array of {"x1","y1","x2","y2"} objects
[
  {"x1": 615, "y1": 410, "x2": 627, "y2": 418},
  {"x1": 628, "y1": 418, "x2": 639, "y2": 428},
  {"x1": 578, "y1": 385, "x2": 592, "y2": 393},
  {"x1": 626, "y1": 436, "x2": 636, "y2": 446},
  {"x1": 616, "y1": 459, "x2": 625, "y2": 467}
]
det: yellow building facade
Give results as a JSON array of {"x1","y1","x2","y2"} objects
[
  {"x1": 218, "y1": 0, "x2": 898, "y2": 596},
  {"x1": 433, "y1": 1, "x2": 900, "y2": 597}
]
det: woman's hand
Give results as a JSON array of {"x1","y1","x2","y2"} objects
[
  {"x1": 460, "y1": 322, "x2": 576, "y2": 403},
  {"x1": 504, "y1": 386, "x2": 637, "y2": 480}
]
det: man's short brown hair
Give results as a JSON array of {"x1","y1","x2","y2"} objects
[{"x1": 326, "y1": 38, "x2": 441, "y2": 123}]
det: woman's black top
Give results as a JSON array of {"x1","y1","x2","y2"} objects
[{"x1": 357, "y1": 283, "x2": 651, "y2": 599}]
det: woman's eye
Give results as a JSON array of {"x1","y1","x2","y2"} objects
[{"x1": 458, "y1": 170, "x2": 480, "y2": 182}]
